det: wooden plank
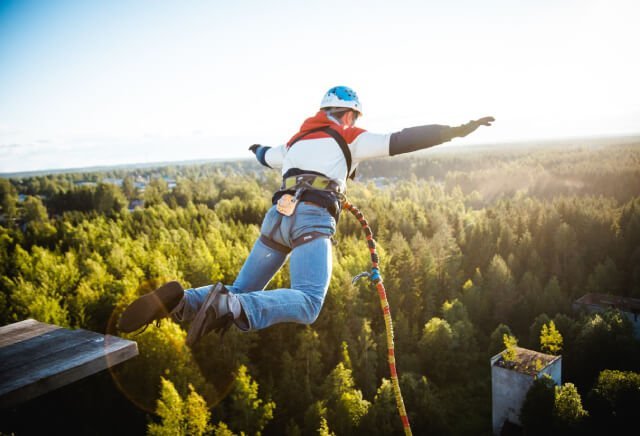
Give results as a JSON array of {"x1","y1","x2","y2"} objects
[
  {"x1": 0, "y1": 328, "x2": 99, "y2": 373},
  {"x1": 0, "y1": 333, "x2": 138, "y2": 407},
  {"x1": 0, "y1": 320, "x2": 138, "y2": 408},
  {"x1": 0, "y1": 318, "x2": 40, "y2": 334},
  {"x1": 0, "y1": 318, "x2": 39, "y2": 334},
  {"x1": 0, "y1": 341, "x2": 138, "y2": 408},
  {"x1": 0, "y1": 319, "x2": 61, "y2": 347}
]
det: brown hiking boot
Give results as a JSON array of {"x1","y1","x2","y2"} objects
[
  {"x1": 186, "y1": 282, "x2": 234, "y2": 347},
  {"x1": 118, "y1": 281, "x2": 184, "y2": 333}
]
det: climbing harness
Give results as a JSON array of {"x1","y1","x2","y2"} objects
[
  {"x1": 270, "y1": 120, "x2": 359, "y2": 227},
  {"x1": 345, "y1": 200, "x2": 412, "y2": 436},
  {"x1": 281, "y1": 173, "x2": 345, "y2": 193},
  {"x1": 287, "y1": 125, "x2": 357, "y2": 179},
  {"x1": 276, "y1": 173, "x2": 346, "y2": 217}
]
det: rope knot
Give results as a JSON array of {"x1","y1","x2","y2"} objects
[
  {"x1": 351, "y1": 267, "x2": 382, "y2": 285},
  {"x1": 370, "y1": 267, "x2": 381, "y2": 282}
]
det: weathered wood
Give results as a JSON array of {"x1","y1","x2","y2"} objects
[
  {"x1": 0, "y1": 319, "x2": 61, "y2": 348},
  {"x1": 0, "y1": 328, "x2": 99, "y2": 373},
  {"x1": 0, "y1": 319, "x2": 138, "y2": 408}
]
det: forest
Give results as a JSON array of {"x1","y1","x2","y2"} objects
[{"x1": 1, "y1": 138, "x2": 639, "y2": 435}]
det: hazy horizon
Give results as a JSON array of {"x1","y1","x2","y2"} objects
[
  {"x1": 2, "y1": 132, "x2": 638, "y2": 179},
  {"x1": 2, "y1": 1, "x2": 639, "y2": 174}
]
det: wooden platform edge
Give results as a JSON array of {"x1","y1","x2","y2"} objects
[
  {"x1": 0, "y1": 330, "x2": 138, "y2": 409},
  {"x1": 0, "y1": 319, "x2": 62, "y2": 348}
]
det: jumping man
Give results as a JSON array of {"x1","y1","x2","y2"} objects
[{"x1": 118, "y1": 86, "x2": 494, "y2": 345}]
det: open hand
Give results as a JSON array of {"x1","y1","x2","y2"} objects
[
  {"x1": 474, "y1": 116, "x2": 495, "y2": 127},
  {"x1": 453, "y1": 116, "x2": 496, "y2": 138}
]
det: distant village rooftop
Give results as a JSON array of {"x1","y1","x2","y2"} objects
[
  {"x1": 492, "y1": 346, "x2": 560, "y2": 376},
  {"x1": 574, "y1": 292, "x2": 640, "y2": 315},
  {"x1": 573, "y1": 292, "x2": 640, "y2": 339}
]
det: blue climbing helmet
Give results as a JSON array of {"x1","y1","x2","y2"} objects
[{"x1": 320, "y1": 86, "x2": 362, "y2": 115}]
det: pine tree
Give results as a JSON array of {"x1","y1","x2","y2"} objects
[
  {"x1": 553, "y1": 383, "x2": 587, "y2": 434},
  {"x1": 501, "y1": 334, "x2": 518, "y2": 365},
  {"x1": 442, "y1": 299, "x2": 478, "y2": 377},
  {"x1": 94, "y1": 182, "x2": 127, "y2": 215},
  {"x1": 147, "y1": 378, "x2": 211, "y2": 436},
  {"x1": 528, "y1": 313, "x2": 551, "y2": 349},
  {"x1": 0, "y1": 178, "x2": 18, "y2": 221},
  {"x1": 485, "y1": 254, "x2": 516, "y2": 322},
  {"x1": 359, "y1": 378, "x2": 400, "y2": 435},
  {"x1": 488, "y1": 323, "x2": 512, "y2": 357},
  {"x1": 148, "y1": 377, "x2": 184, "y2": 436},
  {"x1": 211, "y1": 421, "x2": 235, "y2": 436},
  {"x1": 587, "y1": 369, "x2": 640, "y2": 433},
  {"x1": 318, "y1": 417, "x2": 335, "y2": 436},
  {"x1": 540, "y1": 320, "x2": 563, "y2": 355},
  {"x1": 418, "y1": 317, "x2": 454, "y2": 382},
  {"x1": 229, "y1": 364, "x2": 275, "y2": 436},
  {"x1": 321, "y1": 344, "x2": 370, "y2": 436},
  {"x1": 520, "y1": 375, "x2": 555, "y2": 435},
  {"x1": 352, "y1": 318, "x2": 378, "y2": 398},
  {"x1": 185, "y1": 384, "x2": 213, "y2": 436}
]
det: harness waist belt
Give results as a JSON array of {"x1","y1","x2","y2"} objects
[{"x1": 281, "y1": 174, "x2": 345, "y2": 194}]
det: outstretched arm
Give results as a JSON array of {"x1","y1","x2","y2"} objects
[
  {"x1": 249, "y1": 144, "x2": 285, "y2": 169},
  {"x1": 389, "y1": 116, "x2": 495, "y2": 156}
]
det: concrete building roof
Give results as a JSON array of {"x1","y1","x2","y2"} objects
[{"x1": 492, "y1": 347, "x2": 561, "y2": 376}]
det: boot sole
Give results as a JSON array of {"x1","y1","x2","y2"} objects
[
  {"x1": 118, "y1": 281, "x2": 184, "y2": 333},
  {"x1": 186, "y1": 282, "x2": 224, "y2": 347}
]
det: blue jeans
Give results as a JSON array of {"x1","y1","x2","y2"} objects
[{"x1": 180, "y1": 203, "x2": 336, "y2": 331}]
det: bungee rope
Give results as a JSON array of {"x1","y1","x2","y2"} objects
[{"x1": 343, "y1": 200, "x2": 412, "y2": 436}]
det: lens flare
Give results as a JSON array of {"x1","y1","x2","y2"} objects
[{"x1": 106, "y1": 288, "x2": 236, "y2": 413}]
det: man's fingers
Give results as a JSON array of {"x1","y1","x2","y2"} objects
[{"x1": 476, "y1": 116, "x2": 495, "y2": 126}]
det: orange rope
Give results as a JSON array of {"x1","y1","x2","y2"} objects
[{"x1": 343, "y1": 201, "x2": 412, "y2": 436}]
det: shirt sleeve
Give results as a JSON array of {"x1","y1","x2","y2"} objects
[
  {"x1": 349, "y1": 132, "x2": 392, "y2": 162},
  {"x1": 264, "y1": 144, "x2": 286, "y2": 169},
  {"x1": 388, "y1": 125, "x2": 451, "y2": 156}
]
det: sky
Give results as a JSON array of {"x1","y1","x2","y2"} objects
[{"x1": 1, "y1": 0, "x2": 639, "y2": 173}]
